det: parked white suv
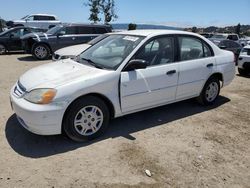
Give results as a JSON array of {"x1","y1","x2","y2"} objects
[
  {"x1": 8, "y1": 14, "x2": 61, "y2": 30},
  {"x1": 209, "y1": 33, "x2": 239, "y2": 46},
  {"x1": 10, "y1": 30, "x2": 235, "y2": 142},
  {"x1": 238, "y1": 45, "x2": 250, "y2": 75}
]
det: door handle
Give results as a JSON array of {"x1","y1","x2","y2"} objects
[
  {"x1": 206, "y1": 63, "x2": 214, "y2": 68},
  {"x1": 166, "y1": 70, "x2": 176, "y2": 75},
  {"x1": 72, "y1": 37, "x2": 76, "y2": 40}
]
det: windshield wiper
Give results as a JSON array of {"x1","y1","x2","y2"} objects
[{"x1": 81, "y1": 58, "x2": 105, "y2": 69}]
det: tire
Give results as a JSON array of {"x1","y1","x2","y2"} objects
[
  {"x1": 63, "y1": 96, "x2": 110, "y2": 142},
  {"x1": 32, "y1": 43, "x2": 50, "y2": 60},
  {"x1": 0, "y1": 44, "x2": 6, "y2": 55},
  {"x1": 238, "y1": 68, "x2": 248, "y2": 76},
  {"x1": 197, "y1": 77, "x2": 220, "y2": 105}
]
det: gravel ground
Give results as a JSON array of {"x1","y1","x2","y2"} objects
[{"x1": 0, "y1": 54, "x2": 249, "y2": 188}]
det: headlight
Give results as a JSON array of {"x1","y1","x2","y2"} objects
[{"x1": 24, "y1": 89, "x2": 57, "y2": 104}]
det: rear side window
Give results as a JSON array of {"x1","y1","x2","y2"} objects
[
  {"x1": 95, "y1": 27, "x2": 108, "y2": 34},
  {"x1": 33, "y1": 16, "x2": 55, "y2": 21},
  {"x1": 178, "y1": 36, "x2": 212, "y2": 61},
  {"x1": 78, "y1": 26, "x2": 95, "y2": 34}
]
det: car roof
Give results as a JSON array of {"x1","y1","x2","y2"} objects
[
  {"x1": 114, "y1": 29, "x2": 201, "y2": 37},
  {"x1": 61, "y1": 23, "x2": 111, "y2": 28},
  {"x1": 29, "y1": 14, "x2": 56, "y2": 17}
]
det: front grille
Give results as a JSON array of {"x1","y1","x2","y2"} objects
[{"x1": 13, "y1": 81, "x2": 26, "y2": 98}]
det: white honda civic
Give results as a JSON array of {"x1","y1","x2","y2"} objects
[{"x1": 10, "y1": 30, "x2": 235, "y2": 142}]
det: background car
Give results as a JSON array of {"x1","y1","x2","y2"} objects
[
  {"x1": 218, "y1": 39, "x2": 242, "y2": 63},
  {"x1": 238, "y1": 45, "x2": 250, "y2": 76},
  {"x1": 209, "y1": 33, "x2": 239, "y2": 46},
  {"x1": 52, "y1": 34, "x2": 109, "y2": 61},
  {"x1": 21, "y1": 23, "x2": 112, "y2": 60},
  {"x1": 6, "y1": 14, "x2": 61, "y2": 30},
  {"x1": 0, "y1": 26, "x2": 47, "y2": 54}
]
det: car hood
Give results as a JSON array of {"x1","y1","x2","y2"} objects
[
  {"x1": 55, "y1": 44, "x2": 91, "y2": 57},
  {"x1": 21, "y1": 32, "x2": 52, "y2": 40},
  {"x1": 19, "y1": 59, "x2": 110, "y2": 91}
]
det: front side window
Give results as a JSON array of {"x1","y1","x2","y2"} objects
[
  {"x1": 9, "y1": 29, "x2": 24, "y2": 37},
  {"x1": 26, "y1": 16, "x2": 34, "y2": 21},
  {"x1": 179, "y1": 36, "x2": 212, "y2": 61},
  {"x1": 133, "y1": 36, "x2": 175, "y2": 66},
  {"x1": 78, "y1": 35, "x2": 145, "y2": 70}
]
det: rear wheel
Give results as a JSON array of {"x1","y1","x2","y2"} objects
[
  {"x1": 197, "y1": 77, "x2": 220, "y2": 105},
  {"x1": 63, "y1": 96, "x2": 110, "y2": 142},
  {"x1": 238, "y1": 68, "x2": 248, "y2": 76},
  {"x1": 0, "y1": 44, "x2": 6, "y2": 55},
  {"x1": 32, "y1": 44, "x2": 50, "y2": 60}
]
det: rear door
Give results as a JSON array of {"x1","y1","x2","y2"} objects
[
  {"x1": 176, "y1": 35, "x2": 215, "y2": 100},
  {"x1": 120, "y1": 35, "x2": 179, "y2": 113}
]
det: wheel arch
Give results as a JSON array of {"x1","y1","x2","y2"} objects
[
  {"x1": 32, "y1": 42, "x2": 52, "y2": 54},
  {"x1": 208, "y1": 72, "x2": 224, "y2": 85},
  {"x1": 199, "y1": 72, "x2": 224, "y2": 96},
  {"x1": 62, "y1": 93, "x2": 115, "y2": 132}
]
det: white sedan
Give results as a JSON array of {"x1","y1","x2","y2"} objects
[{"x1": 10, "y1": 30, "x2": 235, "y2": 142}]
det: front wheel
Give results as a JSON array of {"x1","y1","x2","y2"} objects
[
  {"x1": 63, "y1": 96, "x2": 110, "y2": 142},
  {"x1": 197, "y1": 77, "x2": 220, "y2": 105},
  {"x1": 32, "y1": 44, "x2": 50, "y2": 60}
]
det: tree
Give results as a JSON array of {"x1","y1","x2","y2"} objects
[
  {"x1": 99, "y1": 0, "x2": 118, "y2": 24},
  {"x1": 128, "y1": 23, "x2": 137, "y2": 30},
  {"x1": 86, "y1": 0, "x2": 101, "y2": 23},
  {"x1": 235, "y1": 23, "x2": 241, "y2": 35},
  {"x1": 85, "y1": 0, "x2": 118, "y2": 24},
  {"x1": 192, "y1": 26, "x2": 197, "y2": 33}
]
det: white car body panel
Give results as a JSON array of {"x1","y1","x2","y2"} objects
[
  {"x1": 10, "y1": 30, "x2": 235, "y2": 135},
  {"x1": 53, "y1": 44, "x2": 91, "y2": 60}
]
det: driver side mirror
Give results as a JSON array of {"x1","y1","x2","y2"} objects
[
  {"x1": 9, "y1": 34, "x2": 14, "y2": 38},
  {"x1": 123, "y1": 59, "x2": 148, "y2": 71}
]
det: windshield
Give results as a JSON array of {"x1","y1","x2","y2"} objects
[
  {"x1": 212, "y1": 35, "x2": 227, "y2": 39},
  {"x1": 78, "y1": 34, "x2": 145, "y2": 70},
  {"x1": 88, "y1": 34, "x2": 109, "y2": 45},
  {"x1": 0, "y1": 28, "x2": 14, "y2": 36},
  {"x1": 21, "y1": 15, "x2": 29, "y2": 20},
  {"x1": 46, "y1": 25, "x2": 63, "y2": 35}
]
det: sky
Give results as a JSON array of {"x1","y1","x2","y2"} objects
[{"x1": 0, "y1": 0, "x2": 250, "y2": 28}]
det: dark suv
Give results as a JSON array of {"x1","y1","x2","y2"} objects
[{"x1": 21, "y1": 24, "x2": 112, "y2": 60}]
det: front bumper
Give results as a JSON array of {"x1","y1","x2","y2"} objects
[{"x1": 10, "y1": 88, "x2": 66, "y2": 135}]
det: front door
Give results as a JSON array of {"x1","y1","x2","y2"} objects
[{"x1": 120, "y1": 36, "x2": 179, "y2": 113}]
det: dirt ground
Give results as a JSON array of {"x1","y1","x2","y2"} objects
[{"x1": 0, "y1": 54, "x2": 249, "y2": 188}]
